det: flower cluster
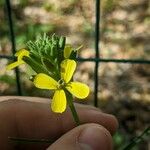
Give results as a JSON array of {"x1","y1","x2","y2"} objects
[{"x1": 7, "y1": 34, "x2": 89, "y2": 113}]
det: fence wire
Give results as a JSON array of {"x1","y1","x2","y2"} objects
[{"x1": 0, "y1": 0, "x2": 150, "y2": 107}]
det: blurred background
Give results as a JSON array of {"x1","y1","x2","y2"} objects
[{"x1": 0, "y1": 0, "x2": 150, "y2": 149}]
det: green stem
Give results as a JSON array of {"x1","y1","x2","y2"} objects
[
  {"x1": 122, "y1": 126, "x2": 150, "y2": 150},
  {"x1": 65, "y1": 90, "x2": 80, "y2": 126}
]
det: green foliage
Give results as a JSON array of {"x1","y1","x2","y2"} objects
[
  {"x1": 82, "y1": 22, "x2": 93, "y2": 36},
  {"x1": 16, "y1": 24, "x2": 55, "y2": 49},
  {"x1": 23, "y1": 34, "x2": 66, "y2": 80},
  {"x1": 26, "y1": 33, "x2": 65, "y2": 60},
  {"x1": 123, "y1": 126, "x2": 150, "y2": 150},
  {"x1": 0, "y1": 0, "x2": 4, "y2": 7},
  {"x1": 103, "y1": 0, "x2": 120, "y2": 12},
  {"x1": 18, "y1": 0, "x2": 30, "y2": 7},
  {"x1": 42, "y1": 2, "x2": 54, "y2": 12},
  {"x1": 113, "y1": 132, "x2": 125, "y2": 149},
  {"x1": 113, "y1": 126, "x2": 150, "y2": 150},
  {"x1": 0, "y1": 75, "x2": 16, "y2": 85}
]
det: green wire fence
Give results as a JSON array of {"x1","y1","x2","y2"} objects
[{"x1": 0, "y1": 0, "x2": 150, "y2": 108}]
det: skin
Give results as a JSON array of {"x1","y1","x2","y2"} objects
[{"x1": 0, "y1": 96, "x2": 118, "y2": 150}]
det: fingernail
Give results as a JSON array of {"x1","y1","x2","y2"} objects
[{"x1": 78, "y1": 125, "x2": 111, "y2": 150}]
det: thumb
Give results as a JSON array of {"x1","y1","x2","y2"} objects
[{"x1": 47, "y1": 123, "x2": 113, "y2": 150}]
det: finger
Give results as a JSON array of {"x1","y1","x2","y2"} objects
[
  {"x1": 0, "y1": 97, "x2": 118, "y2": 149},
  {"x1": 47, "y1": 123, "x2": 112, "y2": 150},
  {"x1": 62, "y1": 104, "x2": 118, "y2": 135},
  {"x1": 1, "y1": 96, "x2": 118, "y2": 135}
]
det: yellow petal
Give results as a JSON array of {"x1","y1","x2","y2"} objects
[
  {"x1": 61, "y1": 59, "x2": 76, "y2": 83},
  {"x1": 33, "y1": 73, "x2": 58, "y2": 90},
  {"x1": 51, "y1": 90, "x2": 66, "y2": 113},
  {"x1": 6, "y1": 61, "x2": 24, "y2": 70},
  {"x1": 64, "y1": 44, "x2": 72, "y2": 59},
  {"x1": 6, "y1": 49, "x2": 29, "y2": 70},
  {"x1": 15, "y1": 49, "x2": 29, "y2": 61},
  {"x1": 66, "y1": 82, "x2": 89, "y2": 99}
]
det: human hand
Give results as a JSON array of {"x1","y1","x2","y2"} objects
[{"x1": 0, "y1": 96, "x2": 118, "y2": 150}]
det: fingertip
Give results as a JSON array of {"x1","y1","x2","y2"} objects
[
  {"x1": 78, "y1": 123, "x2": 113, "y2": 150},
  {"x1": 104, "y1": 114, "x2": 119, "y2": 135}
]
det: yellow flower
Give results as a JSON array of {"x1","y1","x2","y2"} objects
[
  {"x1": 6, "y1": 49, "x2": 29, "y2": 70},
  {"x1": 33, "y1": 59, "x2": 89, "y2": 113}
]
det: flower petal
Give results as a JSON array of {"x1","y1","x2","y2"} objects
[
  {"x1": 6, "y1": 49, "x2": 29, "y2": 70},
  {"x1": 61, "y1": 59, "x2": 76, "y2": 83},
  {"x1": 64, "y1": 44, "x2": 72, "y2": 59},
  {"x1": 66, "y1": 82, "x2": 90, "y2": 99},
  {"x1": 6, "y1": 61, "x2": 24, "y2": 70},
  {"x1": 16, "y1": 49, "x2": 29, "y2": 61},
  {"x1": 33, "y1": 73, "x2": 58, "y2": 90},
  {"x1": 51, "y1": 90, "x2": 66, "y2": 113}
]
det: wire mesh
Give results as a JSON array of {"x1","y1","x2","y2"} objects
[
  {"x1": 0, "y1": 0, "x2": 150, "y2": 106},
  {"x1": 4, "y1": 0, "x2": 22, "y2": 95}
]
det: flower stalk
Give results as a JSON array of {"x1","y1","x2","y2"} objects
[
  {"x1": 7, "y1": 34, "x2": 85, "y2": 143},
  {"x1": 65, "y1": 90, "x2": 80, "y2": 126}
]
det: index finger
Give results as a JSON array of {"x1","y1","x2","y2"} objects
[{"x1": 0, "y1": 96, "x2": 118, "y2": 150}]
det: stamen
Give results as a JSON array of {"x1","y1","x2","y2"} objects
[{"x1": 57, "y1": 79, "x2": 66, "y2": 89}]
